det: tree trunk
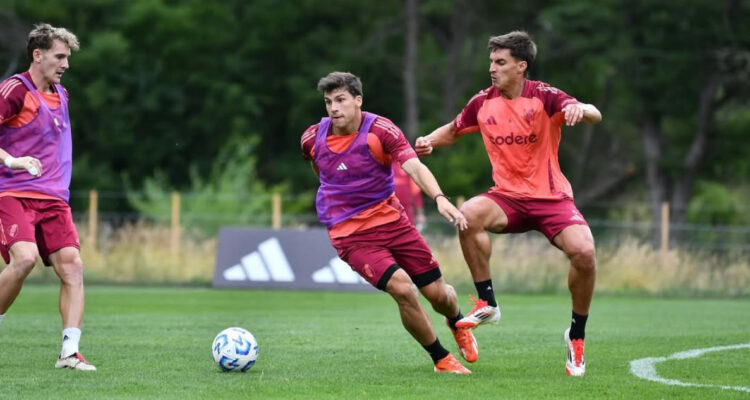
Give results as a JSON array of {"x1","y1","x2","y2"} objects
[
  {"x1": 642, "y1": 113, "x2": 668, "y2": 246},
  {"x1": 671, "y1": 74, "x2": 723, "y2": 235},
  {"x1": 403, "y1": 0, "x2": 419, "y2": 141},
  {"x1": 441, "y1": 1, "x2": 470, "y2": 122}
]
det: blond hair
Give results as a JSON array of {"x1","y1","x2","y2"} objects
[{"x1": 27, "y1": 23, "x2": 80, "y2": 61}]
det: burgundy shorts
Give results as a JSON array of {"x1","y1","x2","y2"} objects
[
  {"x1": 330, "y1": 213, "x2": 440, "y2": 291},
  {"x1": 0, "y1": 196, "x2": 80, "y2": 266},
  {"x1": 479, "y1": 191, "x2": 588, "y2": 243}
]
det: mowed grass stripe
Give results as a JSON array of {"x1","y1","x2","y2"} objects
[{"x1": 0, "y1": 286, "x2": 748, "y2": 399}]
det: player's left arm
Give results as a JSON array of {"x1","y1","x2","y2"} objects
[
  {"x1": 545, "y1": 83, "x2": 602, "y2": 127},
  {"x1": 377, "y1": 117, "x2": 466, "y2": 229},
  {"x1": 562, "y1": 103, "x2": 602, "y2": 126}
]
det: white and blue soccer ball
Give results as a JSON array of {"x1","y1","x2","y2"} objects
[{"x1": 212, "y1": 327, "x2": 259, "y2": 372}]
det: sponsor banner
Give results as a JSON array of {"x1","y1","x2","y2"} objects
[{"x1": 213, "y1": 227, "x2": 376, "y2": 292}]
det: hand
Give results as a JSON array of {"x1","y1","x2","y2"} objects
[
  {"x1": 562, "y1": 103, "x2": 585, "y2": 126},
  {"x1": 6, "y1": 156, "x2": 42, "y2": 177},
  {"x1": 435, "y1": 196, "x2": 468, "y2": 231},
  {"x1": 414, "y1": 136, "x2": 433, "y2": 157}
]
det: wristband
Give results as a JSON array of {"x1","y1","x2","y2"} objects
[
  {"x1": 433, "y1": 193, "x2": 449, "y2": 202},
  {"x1": 4, "y1": 156, "x2": 15, "y2": 168}
]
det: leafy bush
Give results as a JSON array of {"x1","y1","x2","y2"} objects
[{"x1": 126, "y1": 135, "x2": 311, "y2": 236}]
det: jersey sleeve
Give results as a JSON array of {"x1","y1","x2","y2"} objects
[
  {"x1": 300, "y1": 124, "x2": 318, "y2": 161},
  {"x1": 371, "y1": 116, "x2": 416, "y2": 165},
  {"x1": 453, "y1": 88, "x2": 489, "y2": 135},
  {"x1": 0, "y1": 77, "x2": 27, "y2": 125},
  {"x1": 533, "y1": 81, "x2": 579, "y2": 118}
]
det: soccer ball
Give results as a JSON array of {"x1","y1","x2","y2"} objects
[{"x1": 212, "y1": 327, "x2": 259, "y2": 372}]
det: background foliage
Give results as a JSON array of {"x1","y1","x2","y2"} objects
[{"x1": 0, "y1": 0, "x2": 748, "y2": 230}]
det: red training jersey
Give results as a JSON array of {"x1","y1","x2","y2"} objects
[
  {"x1": 0, "y1": 71, "x2": 67, "y2": 200},
  {"x1": 301, "y1": 114, "x2": 417, "y2": 238},
  {"x1": 454, "y1": 79, "x2": 580, "y2": 200}
]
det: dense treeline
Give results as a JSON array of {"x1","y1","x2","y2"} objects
[{"x1": 0, "y1": 0, "x2": 748, "y2": 229}]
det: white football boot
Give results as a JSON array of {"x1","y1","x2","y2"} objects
[
  {"x1": 455, "y1": 295, "x2": 501, "y2": 329},
  {"x1": 564, "y1": 328, "x2": 585, "y2": 376},
  {"x1": 55, "y1": 352, "x2": 97, "y2": 371}
]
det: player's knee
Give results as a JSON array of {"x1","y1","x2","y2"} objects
[
  {"x1": 10, "y1": 250, "x2": 38, "y2": 275},
  {"x1": 425, "y1": 282, "x2": 454, "y2": 307},
  {"x1": 58, "y1": 257, "x2": 84, "y2": 285},
  {"x1": 458, "y1": 202, "x2": 481, "y2": 225},
  {"x1": 387, "y1": 278, "x2": 419, "y2": 304},
  {"x1": 568, "y1": 242, "x2": 596, "y2": 269}
]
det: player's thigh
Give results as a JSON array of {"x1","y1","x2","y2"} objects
[
  {"x1": 36, "y1": 201, "x2": 81, "y2": 266},
  {"x1": 553, "y1": 224, "x2": 595, "y2": 258},
  {"x1": 389, "y1": 225, "x2": 440, "y2": 287},
  {"x1": 0, "y1": 197, "x2": 38, "y2": 264},
  {"x1": 339, "y1": 245, "x2": 398, "y2": 290},
  {"x1": 460, "y1": 195, "x2": 508, "y2": 232}
]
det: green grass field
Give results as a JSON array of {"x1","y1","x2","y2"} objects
[{"x1": 1, "y1": 286, "x2": 748, "y2": 399}]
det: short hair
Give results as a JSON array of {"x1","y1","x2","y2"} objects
[
  {"x1": 26, "y1": 23, "x2": 80, "y2": 61},
  {"x1": 487, "y1": 31, "x2": 536, "y2": 76},
  {"x1": 317, "y1": 72, "x2": 363, "y2": 97}
]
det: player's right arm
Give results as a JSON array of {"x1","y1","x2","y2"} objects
[
  {"x1": 415, "y1": 88, "x2": 487, "y2": 157},
  {"x1": 414, "y1": 122, "x2": 459, "y2": 157},
  {"x1": 0, "y1": 77, "x2": 42, "y2": 177},
  {"x1": 0, "y1": 148, "x2": 42, "y2": 176}
]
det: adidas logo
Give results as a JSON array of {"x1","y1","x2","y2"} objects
[
  {"x1": 337, "y1": 162, "x2": 348, "y2": 171},
  {"x1": 484, "y1": 116, "x2": 499, "y2": 125},
  {"x1": 222, "y1": 237, "x2": 295, "y2": 282},
  {"x1": 312, "y1": 257, "x2": 367, "y2": 284}
]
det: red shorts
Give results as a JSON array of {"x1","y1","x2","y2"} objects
[
  {"x1": 330, "y1": 212, "x2": 440, "y2": 291},
  {"x1": 480, "y1": 191, "x2": 588, "y2": 243},
  {"x1": 0, "y1": 196, "x2": 80, "y2": 266}
]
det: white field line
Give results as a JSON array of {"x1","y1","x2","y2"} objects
[{"x1": 629, "y1": 343, "x2": 750, "y2": 393}]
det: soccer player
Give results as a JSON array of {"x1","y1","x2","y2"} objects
[
  {"x1": 301, "y1": 71, "x2": 477, "y2": 374},
  {"x1": 392, "y1": 162, "x2": 425, "y2": 230},
  {"x1": 415, "y1": 31, "x2": 602, "y2": 377},
  {"x1": 0, "y1": 23, "x2": 96, "y2": 371}
]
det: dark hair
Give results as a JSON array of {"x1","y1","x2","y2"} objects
[
  {"x1": 317, "y1": 72, "x2": 363, "y2": 97},
  {"x1": 487, "y1": 31, "x2": 536, "y2": 77},
  {"x1": 26, "y1": 23, "x2": 79, "y2": 61}
]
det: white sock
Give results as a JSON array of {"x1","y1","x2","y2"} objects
[
  {"x1": 0, "y1": 314, "x2": 4, "y2": 327},
  {"x1": 61, "y1": 327, "x2": 81, "y2": 357}
]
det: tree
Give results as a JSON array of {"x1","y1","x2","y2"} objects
[{"x1": 0, "y1": 9, "x2": 27, "y2": 78}]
